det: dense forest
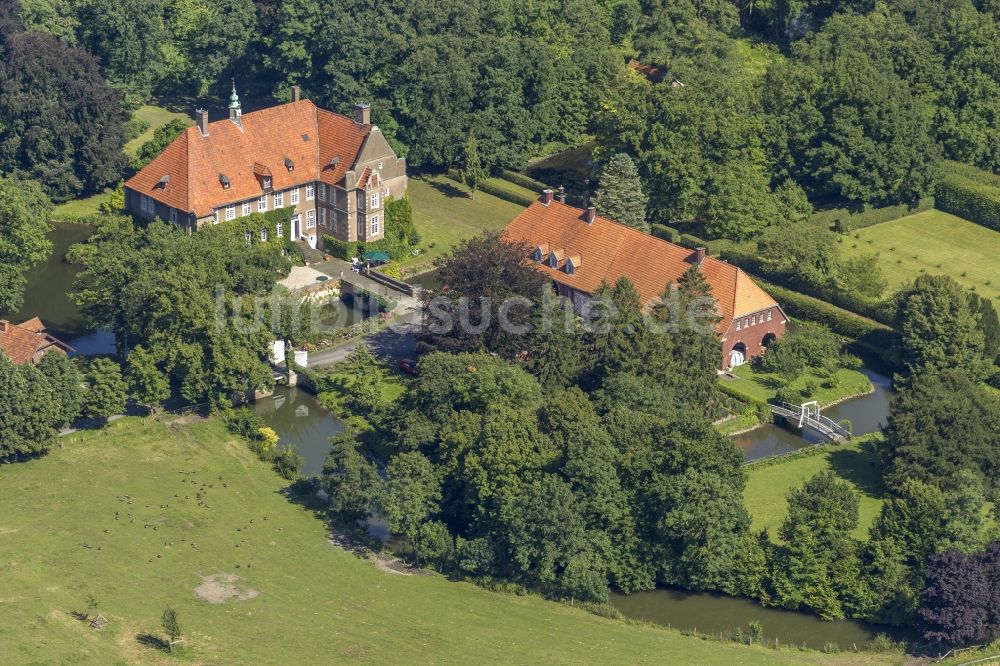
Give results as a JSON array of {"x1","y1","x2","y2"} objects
[
  {"x1": 2, "y1": 0, "x2": 1000, "y2": 652},
  {"x1": 4, "y1": 0, "x2": 1000, "y2": 216}
]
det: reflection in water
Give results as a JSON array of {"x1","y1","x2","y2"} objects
[
  {"x1": 611, "y1": 589, "x2": 900, "y2": 650},
  {"x1": 252, "y1": 386, "x2": 346, "y2": 477},
  {"x1": 5, "y1": 222, "x2": 116, "y2": 355},
  {"x1": 734, "y1": 368, "x2": 894, "y2": 462}
]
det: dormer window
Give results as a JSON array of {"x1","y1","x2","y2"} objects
[
  {"x1": 219, "y1": 173, "x2": 231, "y2": 189},
  {"x1": 566, "y1": 263, "x2": 575, "y2": 275},
  {"x1": 533, "y1": 248, "x2": 542, "y2": 262},
  {"x1": 548, "y1": 249, "x2": 565, "y2": 268},
  {"x1": 263, "y1": 177, "x2": 272, "y2": 190},
  {"x1": 566, "y1": 255, "x2": 581, "y2": 276},
  {"x1": 284, "y1": 157, "x2": 295, "y2": 172}
]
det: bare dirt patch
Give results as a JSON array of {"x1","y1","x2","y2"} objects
[{"x1": 194, "y1": 573, "x2": 259, "y2": 604}]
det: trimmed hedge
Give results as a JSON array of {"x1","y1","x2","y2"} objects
[
  {"x1": 937, "y1": 161, "x2": 1000, "y2": 233},
  {"x1": 650, "y1": 223, "x2": 681, "y2": 243},
  {"x1": 721, "y1": 249, "x2": 897, "y2": 327},
  {"x1": 499, "y1": 169, "x2": 550, "y2": 193},
  {"x1": 753, "y1": 277, "x2": 901, "y2": 368},
  {"x1": 445, "y1": 170, "x2": 536, "y2": 207},
  {"x1": 812, "y1": 197, "x2": 934, "y2": 233},
  {"x1": 716, "y1": 381, "x2": 772, "y2": 419}
]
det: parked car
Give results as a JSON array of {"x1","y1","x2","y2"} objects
[{"x1": 398, "y1": 358, "x2": 418, "y2": 376}]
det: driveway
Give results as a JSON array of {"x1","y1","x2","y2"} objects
[{"x1": 307, "y1": 299, "x2": 421, "y2": 368}]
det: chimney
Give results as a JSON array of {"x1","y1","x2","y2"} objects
[
  {"x1": 354, "y1": 103, "x2": 371, "y2": 125},
  {"x1": 693, "y1": 247, "x2": 706, "y2": 265},
  {"x1": 540, "y1": 189, "x2": 553, "y2": 206},
  {"x1": 584, "y1": 206, "x2": 596, "y2": 225},
  {"x1": 196, "y1": 109, "x2": 209, "y2": 136},
  {"x1": 557, "y1": 185, "x2": 566, "y2": 204},
  {"x1": 292, "y1": 85, "x2": 301, "y2": 102}
]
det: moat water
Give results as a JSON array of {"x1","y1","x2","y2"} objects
[{"x1": 732, "y1": 368, "x2": 894, "y2": 462}]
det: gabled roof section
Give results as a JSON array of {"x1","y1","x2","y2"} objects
[
  {"x1": 503, "y1": 200, "x2": 780, "y2": 334},
  {"x1": 317, "y1": 108, "x2": 370, "y2": 188},
  {"x1": 127, "y1": 100, "x2": 372, "y2": 217},
  {"x1": 0, "y1": 318, "x2": 72, "y2": 365}
]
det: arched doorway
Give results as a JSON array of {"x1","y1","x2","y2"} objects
[
  {"x1": 762, "y1": 332, "x2": 777, "y2": 350},
  {"x1": 729, "y1": 342, "x2": 747, "y2": 368}
]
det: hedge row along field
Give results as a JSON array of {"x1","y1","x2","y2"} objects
[{"x1": 937, "y1": 161, "x2": 1000, "y2": 233}]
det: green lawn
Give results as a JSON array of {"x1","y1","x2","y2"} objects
[
  {"x1": 722, "y1": 364, "x2": 873, "y2": 408},
  {"x1": 839, "y1": 209, "x2": 1000, "y2": 304},
  {"x1": 0, "y1": 417, "x2": 895, "y2": 665},
  {"x1": 744, "y1": 437, "x2": 885, "y2": 540},
  {"x1": 405, "y1": 175, "x2": 526, "y2": 269},
  {"x1": 124, "y1": 104, "x2": 194, "y2": 158},
  {"x1": 51, "y1": 188, "x2": 115, "y2": 220}
]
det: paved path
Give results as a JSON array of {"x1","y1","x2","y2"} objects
[{"x1": 307, "y1": 298, "x2": 421, "y2": 368}]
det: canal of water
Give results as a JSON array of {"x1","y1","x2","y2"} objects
[
  {"x1": 733, "y1": 368, "x2": 894, "y2": 461},
  {"x1": 4, "y1": 222, "x2": 116, "y2": 356}
]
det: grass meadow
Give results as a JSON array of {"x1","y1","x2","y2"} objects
[
  {"x1": 839, "y1": 209, "x2": 1000, "y2": 304},
  {"x1": 0, "y1": 415, "x2": 904, "y2": 665},
  {"x1": 743, "y1": 437, "x2": 886, "y2": 541}
]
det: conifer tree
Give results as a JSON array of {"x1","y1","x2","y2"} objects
[{"x1": 593, "y1": 153, "x2": 649, "y2": 232}]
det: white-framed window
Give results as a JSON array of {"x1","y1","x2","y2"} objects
[
  {"x1": 169, "y1": 208, "x2": 177, "y2": 223},
  {"x1": 331, "y1": 211, "x2": 338, "y2": 232},
  {"x1": 767, "y1": 310, "x2": 773, "y2": 321},
  {"x1": 306, "y1": 209, "x2": 315, "y2": 229},
  {"x1": 212, "y1": 210, "x2": 219, "y2": 224},
  {"x1": 274, "y1": 191, "x2": 283, "y2": 208},
  {"x1": 370, "y1": 192, "x2": 379, "y2": 209},
  {"x1": 290, "y1": 188, "x2": 299, "y2": 205},
  {"x1": 751, "y1": 315, "x2": 756, "y2": 326},
  {"x1": 318, "y1": 184, "x2": 326, "y2": 202},
  {"x1": 306, "y1": 184, "x2": 314, "y2": 200},
  {"x1": 735, "y1": 320, "x2": 741, "y2": 331},
  {"x1": 332, "y1": 188, "x2": 338, "y2": 206},
  {"x1": 743, "y1": 318, "x2": 749, "y2": 329},
  {"x1": 371, "y1": 215, "x2": 379, "y2": 235},
  {"x1": 263, "y1": 176, "x2": 272, "y2": 190},
  {"x1": 258, "y1": 195, "x2": 267, "y2": 212},
  {"x1": 260, "y1": 228, "x2": 267, "y2": 241},
  {"x1": 140, "y1": 195, "x2": 147, "y2": 212},
  {"x1": 244, "y1": 231, "x2": 251, "y2": 245},
  {"x1": 276, "y1": 222, "x2": 283, "y2": 238},
  {"x1": 225, "y1": 204, "x2": 236, "y2": 221},
  {"x1": 243, "y1": 201, "x2": 252, "y2": 216},
  {"x1": 319, "y1": 207, "x2": 327, "y2": 228}
]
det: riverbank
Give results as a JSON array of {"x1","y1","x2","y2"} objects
[{"x1": 0, "y1": 415, "x2": 897, "y2": 665}]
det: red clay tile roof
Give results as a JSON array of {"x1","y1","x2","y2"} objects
[
  {"x1": 503, "y1": 200, "x2": 780, "y2": 334},
  {"x1": 126, "y1": 100, "x2": 371, "y2": 217},
  {"x1": 0, "y1": 318, "x2": 72, "y2": 365}
]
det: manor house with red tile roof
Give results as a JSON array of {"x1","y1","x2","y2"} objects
[
  {"x1": 503, "y1": 191, "x2": 787, "y2": 368},
  {"x1": 125, "y1": 86, "x2": 406, "y2": 249}
]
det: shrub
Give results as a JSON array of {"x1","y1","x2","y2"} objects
[
  {"x1": 323, "y1": 235, "x2": 353, "y2": 261},
  {"x1": 274, "y1": 446, "x2": 303, "y2": 480}
]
